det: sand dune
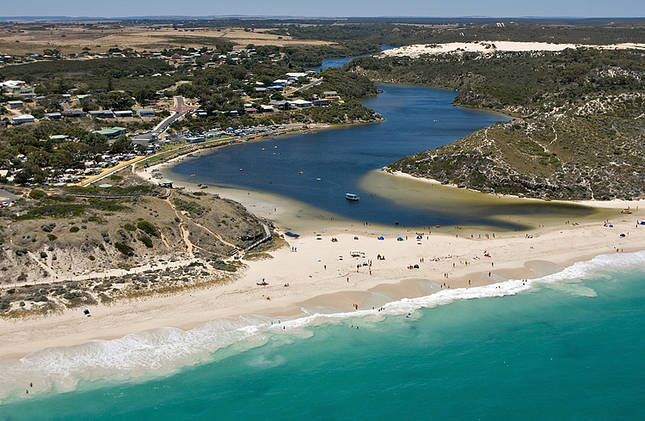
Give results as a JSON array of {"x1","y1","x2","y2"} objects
[{"x1": 381, "y1": 41, "x2": 645, "y2": 58}]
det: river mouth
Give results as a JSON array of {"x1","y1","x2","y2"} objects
[{"x1": 166, "y1": 84, "x2": 607, "y2": 232}]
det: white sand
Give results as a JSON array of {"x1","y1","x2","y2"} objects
[
  {"x1": 1, "y1": 209, "x2": 644, "y2": 361},
  {"x1": 381, "y1": 41, "x2": 645, "y2": 58}
]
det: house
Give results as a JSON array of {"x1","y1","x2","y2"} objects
[
  {"x1": 323, "y1": 91, "x2": 341, "y2": 100},
  {"x1": 185, "y1": 135, "x2": 206, "y2": 144},
  {"x1": 270, "y1": 100, "x2": 291, "y2": 110},
  {"x1": 286, "y1": 72, "x2": 308, "y2": 79},
  {"x1": 11, "y1": 114, "x2": 35, "y2": 125},
  {"x1": 1, "y1": 80, "x2": 28, "y2": 94},
  {"x1": 62, "y1": 109, "x2": 85, "y2": 118},
  {"x1": 19, "y1": 92, "x2": 37, "y2": 100},
  {"x1": 93, "y1": 127, "x2": 127, "y2": 138},
  {"x1": 313, "y1": 99, "x2": 331, "y2": 107},
  {"x1": 259, "y1": 105, "x2": 274, "y2": 112},
  {"x1": 49, "y1": 135, "x2": 69, "y2": 141},
  {"x1": 114, "y1": 110, "x2": 133, "y2": 118},
  {"x1": 135, "y1": 108, "x2": 156, "y2": 117},
  {"x1": 45, "y1": 112, "x2": 62, "y2": 120},
  {"x1": 289, "y1": 99, "x2": 313, "y2": 108},
  {"x1": 159, "y1": 179, "x2": 173, "y2": 188},
  {"x1": 7, "y1": 100, "x2": 24, "y2": 110},
  {"x1": 89, "y1": 110, "x2": 115, "y2": 119}
]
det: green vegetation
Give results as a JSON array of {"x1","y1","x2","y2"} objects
[
  {"x1": 276, "y1": 20, "x2": 645, "y2": 46},
  {"x1": 114, "y1": 242, "x2": 135, "y2": 257},
  {"x1": 17, "y1": 203, "x2": 86, "y2": 220},
  {"x1": 172, "y1": 198, "x2": 206, "y2": 216},
  {"x1": 353, "y1": 49, "x2": 643, "y2": 114},
  {"x1": 311, "y1": 68, "x2": 378, "y2": 99},
  {"x1": 367, "y1": 49, "x2": 645, "y2": 199},
  {"x1": 138, "y1": 234, "x2": 154, "y2": 248},
  {"x1": 0, "y1": 58, "x2": 175, "y2": 95},
  {"x1": 0, "y1": 122, "x2": 134, "y2": 184},
  {"x1": 136, "y1": 220, "x2": 160, "y2": 238}
]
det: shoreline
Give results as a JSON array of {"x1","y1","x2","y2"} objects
[
  {"x1": 1, "y1": 210, "x2": 644, "y2": 361},
  {"x1": 0, "y1": 224, "x2": 644, "y2": 400},
  {"x1": 385, "y1": 170, "x2": 645, "y2": 210}
]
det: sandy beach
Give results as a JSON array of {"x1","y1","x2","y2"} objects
[{"x1": 1, "y1": 186, "x2": 644, "y2": 362}]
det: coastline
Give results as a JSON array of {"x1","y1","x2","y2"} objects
[
  {"x1": 1, "y1": 201, "x2": 644, "y2": 361},
  {"x1": 385, "y1": 169, "x2": 645, "y2": 210},
  {"x1": 1, "y1": 138, "x2": 644, "y2": 397},
  {"x1": 0, "y1": 218, "x2": 644, "y2": 400},
  {"x1": 2, "y1": 83, "x2": 644, "y2": 402}
]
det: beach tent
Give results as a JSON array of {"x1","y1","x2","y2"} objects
[
  {"x1": 378, "y1": 236, "x2": 385, "y2": 241},
  {"x1": 397, "y1": 237, "x2": 404, "y2": 241},
  {"x1": 619, "y1": 233, "x2": 626, "y2": 238}
]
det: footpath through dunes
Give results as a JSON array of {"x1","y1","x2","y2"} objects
[{"x1": 167, "y1": 84, "x2": 608, "y2": 231}]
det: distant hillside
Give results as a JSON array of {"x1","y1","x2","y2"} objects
[{"x1": 351, "y1": 48, "x2": 644, "y2": 200}]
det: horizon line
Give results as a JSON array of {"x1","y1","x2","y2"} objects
[{"x1": 0, "y1": 15, "x2": 643, "y2": 20}]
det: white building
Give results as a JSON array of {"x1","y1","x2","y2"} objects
[
  {"x1": 11, "y1": 114, "x2": 35, "y2": 125},
  {"x1": 7, "y1": 100, "x2": 24, "y2": 109}
]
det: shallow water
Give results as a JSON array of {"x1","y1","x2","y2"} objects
[
  {"x1": 2, "y1": 252, "x2": 644, "y2": 420},
  {"x1": 169, "y1": 85, "x2": 599, "y2": 230}
]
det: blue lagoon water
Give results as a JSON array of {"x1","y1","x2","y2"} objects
[
  {"x1": 311, "y1": 45, "x2": 396, "y2": 72},
  {"x1": 169, "y1": 85, "x2": 597, "y2": 229},
  {"x1": 2, "y1": 254, "x2": 645, "y2": 420}
]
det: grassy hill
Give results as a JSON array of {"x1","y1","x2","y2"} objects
[{"x1": 351, "y1": 48, "x2": 644, "y2": 200}]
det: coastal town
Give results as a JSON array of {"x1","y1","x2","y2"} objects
[{"x1": 0, "y1": 39, "x2": 365, "y2": 188}]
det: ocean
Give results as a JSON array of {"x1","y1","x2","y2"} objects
[{"x1": 2, "y1": 251, "x2": 644, "y2": 420}]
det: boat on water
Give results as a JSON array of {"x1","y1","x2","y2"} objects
[{"x1": 345, "y1": 193, "x2": 360, "y2": 201}]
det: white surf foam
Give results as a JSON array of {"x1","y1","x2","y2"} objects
[{"x1": 2, "y1": 250, "x2": 644, "y2": 402}]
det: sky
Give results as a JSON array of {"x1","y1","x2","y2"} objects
[{"x1": 1, "y1": 0, "x2": 643, "y2": 18}]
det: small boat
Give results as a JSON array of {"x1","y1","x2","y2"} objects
[
  {"x1": 345, "y1": 193, "x2": 360, "y2": 201},
  {"x1": 285, "y1": 231, "x2": 300, "y2": 238}
]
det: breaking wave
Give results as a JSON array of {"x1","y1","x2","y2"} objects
[{"x1": 1, "y1": 250, "x2": 644, "y2": 403}]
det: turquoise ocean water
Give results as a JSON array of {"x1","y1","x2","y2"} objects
[{"x1": 1, "y1": 252, "x2": 644, "y2": 420}]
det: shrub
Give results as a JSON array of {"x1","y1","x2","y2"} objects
[
  {"x1": 114, "y1": 242, "x2": 135, "y2": 257},
  {"x1": 29, "y1": 189, "x2": 48, "y2": 200},
  {"x1": 138, "y1": 234, "x2": 153, "y2": 248},
  {"x1": 137, "y1": 220, "x2": 160, "y2": 238}
]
